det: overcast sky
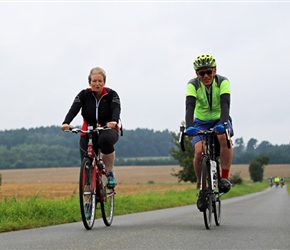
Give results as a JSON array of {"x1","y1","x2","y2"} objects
[{"x1": 0, "y1": 1, "x2": 289, "y2": 145}]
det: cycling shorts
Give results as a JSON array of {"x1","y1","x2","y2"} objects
[
  {"x1": 191, "y1": 118, "x2": 234, "y2": 146},
  {"x1": 79, "y1": 129, "x2": 119, "y2": 160}
]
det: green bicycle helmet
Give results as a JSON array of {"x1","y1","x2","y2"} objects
[{"x1": 193, "y1": 54, "x2": 216, "y2": 70}]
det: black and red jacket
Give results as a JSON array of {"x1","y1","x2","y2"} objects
[{"x1": 63, "y1": 87, "x2": 121, "y2": 134}]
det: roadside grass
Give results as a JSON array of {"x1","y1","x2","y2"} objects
[
  {"x1": 0, "y1": 194, "x2": 80, "y2": 232},
  {"x1": 0, "y1": 181, "x2": 276, "y2": 233}
]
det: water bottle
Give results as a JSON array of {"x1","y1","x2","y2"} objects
[{"x1": 210, "y1": 160, "x2": 217, "y2": 189}]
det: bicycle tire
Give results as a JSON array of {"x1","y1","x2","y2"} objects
[
  {"x1": 201, "y1": 157, "x2": 212, "y2": 230},
  {"x1": 213, "y1": 193, "x2": 221, "y2": 226},
  {"x1": 79, "y1": 157, "x2": 96, "y2": 230},
  {"x1": 100, "y1": 173, "x2": 114, "y2": 226},
  {"x1": 213, "y1": 158, "x2": 221, "y2": 226}
]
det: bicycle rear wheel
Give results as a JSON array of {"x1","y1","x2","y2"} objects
[
  {"x1": 100, "y1": 174, "x2": 115, "y2": 226},
  {"x1": 201, "y1": 157, "x2": 212, "y2": 230},
  {"x1": 79, "y1": 157, "x2": 96, "y2": 230}
]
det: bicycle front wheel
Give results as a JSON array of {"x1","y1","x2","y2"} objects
[
  {"x1": 213, "y1": 193, "x2": 221, "y2": 226},
  {"x1": 100, "y1": 174, "x2": 115, "y2": 226},
  {"x1": 213, "y1": 158, "x2": 221, "y2": 226},
  {"x1": 201, "y1": 157, "x2": 212, "y2": 230},
  {"x1": 79, "y1": 157, "x2": 96, "y2": 230}
]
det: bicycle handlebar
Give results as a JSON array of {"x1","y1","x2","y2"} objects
[
  {"x1": 179, "y1": 122, "x2": 231, "y2": 152},
  {"x1": 64, "y1": 125, "x2": 111, "y2": 134}
]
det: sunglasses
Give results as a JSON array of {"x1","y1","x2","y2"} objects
[{"x1": 198, "y1": 69, "x2": 213, "y2": 77}]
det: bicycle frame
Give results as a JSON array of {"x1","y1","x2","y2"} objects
[
  {"x1": 199, "y1": 130, "x2": 220, "y2": 190},
  {"x1": 84, "y1": 127, "x2": 107, "y2": 202}
]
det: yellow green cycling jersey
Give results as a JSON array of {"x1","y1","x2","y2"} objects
[{"x1": 186, "y1": 75, "x2": 230, "y2": 121}]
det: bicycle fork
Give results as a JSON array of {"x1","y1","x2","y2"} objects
[
  {"x1": 200, "y1": 158, "x2": 217, "y2": 190},
  {"x1": 210, "y1": 160, "x2": 217, "y2": 190}
]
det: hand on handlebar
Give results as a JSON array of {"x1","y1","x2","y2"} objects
[
  {"x1": 213, "y1": 124, "x2": 225, "y2": 134},
  {"x1": 61, "y1": 123, "x2": 72, "y2": 131},
  {"x1": 106, "y1": 121, "x2": 117, "y2": 129},
  {"x1": 214, "y1": 122, "x2": 230, "y2": 134},
  {"x1": 186, "y1": 126, "x2": 199, "y2": 136}
]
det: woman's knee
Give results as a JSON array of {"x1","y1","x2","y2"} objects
[
  {"x1": 98, "y1": 130, "x2": 118, "y2": 145},
  {"x1": 101, "y1": 145, "x2": 115, "y2": 154},
  {"x1": 98, "y1": 130, "x2": 118, "y2": 154}
]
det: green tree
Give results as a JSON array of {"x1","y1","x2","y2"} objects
[
  {"x1": 1, "y1": 126, "x2": 290, "y2": 169},
  {"x1": 256, "y1": 141, "x2": 272, "y2": 154},
  {"x1": 169, "y1": 129, "x2": 196, "y2": 183},
  {"x1": 246, "y1": 138, "x2": 258, "y2": 153},
  {"x1": 234, "y1": 137, "x2": 245, "y2": 155},
  {"x1": 249, "y1": 156, "x2": 269, "y2": 182}
]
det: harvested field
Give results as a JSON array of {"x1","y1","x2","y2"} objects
[
  {"x1": 228, "y1": 164, "x2": 290, "y2": 180},
  {"x1": 0, "y1": 166, "x2": 182, "y2": 184},
  {"x1": 0, "y1": 166, "x2": 184, "y2": 200},
  {"x1": 0, "y1": 164, "x2": 289, "y2": 200}
]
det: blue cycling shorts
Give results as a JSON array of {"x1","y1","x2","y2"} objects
[{"x1": 191, "y1": 118, "x2": 234, "y2": 146}]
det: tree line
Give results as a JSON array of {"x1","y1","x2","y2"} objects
[
  {"x1": 232, "y1": 137, "x2": 290, "y2": 164},
  {"x1": 0, "y1": 125, "x2": 289, "y2": 169}
]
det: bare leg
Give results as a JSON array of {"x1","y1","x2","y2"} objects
[
  {"x1": 217, "y1": 134, "x2": 233, "y2": 177},
  {"x1": 194, "y1": 141, "x2": 203, "y2": 189},
  {"x1": 101, "y1": 151, "x2": 115, "y2": 173}
]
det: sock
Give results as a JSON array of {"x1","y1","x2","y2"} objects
[{"x1": 221, "y1": 169, "x2": 230, "y2": 179}]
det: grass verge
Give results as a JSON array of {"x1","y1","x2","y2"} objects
[{"x1": 0, "y1": 181, "x2": 285, "y2": 233}]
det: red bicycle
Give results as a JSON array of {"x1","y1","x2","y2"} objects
[{"x1": 66, "y1": 125, "x2": 115, "y2": 230}]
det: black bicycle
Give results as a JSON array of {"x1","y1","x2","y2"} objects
[
  {"x1": 179, "y1": 123, "x2": 231, "y2": 229},
  {"x1": 66, "y1": 125, "x2": 115, "y2": 230}
]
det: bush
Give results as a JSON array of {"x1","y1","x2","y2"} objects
[
  {"x1": 169, "y1": 128, "x2": 196, "y2": 183},
  {"x1": 249, "y1": 156, "x2": 269, "y2": 182},
  {"x1": 230, "y1": 171, "x2": 243, "y2": 185}
]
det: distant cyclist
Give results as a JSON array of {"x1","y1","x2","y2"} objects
[
  {"x1": 269, "y1": 176, "x2": 273, "y2": 187},
  {"x1": 274, "y1": 176, "x2": 280, "y2": 187},
  {"x1": 280, "y1": 177, "x2": 284, "y2": 187},
  {"x1": 185, "y1": 54, "x2": 234, "y2": 211}
]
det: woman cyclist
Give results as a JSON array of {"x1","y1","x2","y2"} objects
[{"x1": 61, "y1": 67, "x2": 121, "y2": 188}]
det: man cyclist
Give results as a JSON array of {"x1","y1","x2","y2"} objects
[{"x1": 185, "y1": 54, "x2": 234, "y2": 211}]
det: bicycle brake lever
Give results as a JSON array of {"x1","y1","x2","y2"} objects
[
  {"x1": 179, "y1": 131, "x2": 186, "y2": 152},
  {"x1": 71, "y1": 128, "x2": 79, "y2": 134},
  {"x1": 223, "y1": 122, "x2": 231, "y2": 149}
]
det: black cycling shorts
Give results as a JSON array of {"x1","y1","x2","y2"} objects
[{"x1": 79, "y1": 129, "x2": 119, "y2": 160}]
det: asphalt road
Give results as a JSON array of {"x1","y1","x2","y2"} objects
[{"x1": 1, "y1": 186, "x2": 289, "y2": 250}]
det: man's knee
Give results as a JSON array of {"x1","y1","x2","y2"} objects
[
  {"x1": 194, "y1": 143, "x2": 203, "y2": 163},
  {"x1": 217, "y1": 134, "x2": 228, "y2": 147}
]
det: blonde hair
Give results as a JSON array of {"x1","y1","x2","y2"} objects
[{"x1": 88, "y1": 67, "x2": 106, "y2": 82}]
